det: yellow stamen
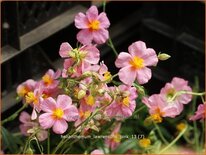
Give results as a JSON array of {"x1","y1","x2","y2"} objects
[
  {"x1": 112, "y1": 133, "x2": 121, "y2": 143},
  {"x1": 122, "y1": 96, "x2": 130, "y2": 107},
  {"x1": 25, "y1": 92, "x2": 38, "y2": 104},
  {"x1": 176, "y1": 122, "x2": 186, "y2": 131},
  {"x1": 88, "y1": 20, "x2": 100, "y2": 31},
  {"x1": 130, "y1": 56, "x2": 144, "y2": 69},
  {"x1": 139, "y1": 138, "x2": 151, "y2": 148},
  {"x1": 42, "y1": 74, "x2": 53, "y2": 86},
  {"x1": 80, "y1": 110, "x2": 91, "y2": 119},
  {"x1": 52, "y1": 108, "x2": 64, "y2": 119},
  {"x1": 103, "y1": 71, "x2": 112, "y2": 81},
  {"x1": 18, "y1": 86, "x2": 29, "y2": 97},
  {"x1": 151, "y1": 113, "x2": 162, "y2": 123},
  {"x1": 86, "y1": 95, "x2": 95, "y2": 106}
]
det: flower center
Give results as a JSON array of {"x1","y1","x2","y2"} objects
[
  {"x1": 18, "y1": 86, "x2": 29, "y2": 97},
  {"x1": 130, "y1": 56, "x2": 144, "y2": 69},
  {"x1": 80, "y1": 110, "x2": 91, "y2": 119},
  {"x1": 69, "y1": 48, "x2": 87, "y2": 63},
  {"x1": 42, "y1": 74, "x2": 53, "y2": 86},
  {"x1": 139, "y1": 138, "x2": 151, "y2": 148},
  {"x1": 25, "y1": 92, "x2": 38, "y2": 104},
  {"x1": 176, "y1": 122, "x2": 186, "y2": 131},
  {"x1": 88, "y1": 20, "x2": 100, "y2": 31},
  {"x1": 52, "y1": 108, "x2": 64, "y2": 119},
  {"x1": 85, "y1": 95, "x2": 95, "y2": 106},
  {"x1": 112, "y1": 133, "x2": 121, "y2": 143},
  {"x1": 103, "y1": 71, "x2": 112, "y2": 81},
  {"x1": 166, "y1": 88, "x2": 176, "y2": 101},
  {"x1": 122, "y1": 96, "x2": 130, "y2": 107}
]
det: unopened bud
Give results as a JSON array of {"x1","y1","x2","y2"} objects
[
  {"x1": 77, "y1": 90, "x2": 86, "y2": 99},
  {"x1": 25, "y1": 147, "x2": 33, "y2": 154},
  {"x1": 158, "y1": 53, "x2": 171, "y2": 61}
]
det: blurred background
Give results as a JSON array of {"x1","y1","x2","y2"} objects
[{"x1": 1, "y1": 1, "x2": 205, "y2": 131}]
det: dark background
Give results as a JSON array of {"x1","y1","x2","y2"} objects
[{"x1": 1, "y1": 1, "x2": 205, "y2": 128}]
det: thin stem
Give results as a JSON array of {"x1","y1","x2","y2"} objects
[
  {"x1": 47, "y1": 129, "x2": 50, "y2": 154},
  {"x1": 2, "y1": 104, "x2": 27, "y2": 125},
  {"x1": 154, "y1": 123, "x2": 169, "y2": 144},
  {"x1": 159, "y1": 126, "x2": 187, "y2": 153},
  {"x1": 107, "y1": 37, "x2": 118, "y2": 57},
  {"x1": 34, "y1": 137, "x2": 43, "y2": 154},
  {"x1": 102, "y1": 0, "x2": 106, "y2": 12},
  {"x1": 200, "y1": 120, "x2": 205, "y2": 150}
]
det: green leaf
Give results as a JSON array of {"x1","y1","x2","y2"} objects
[
  {"x1": 1, "y1": 126, "x2": 20, "y2": 153},
  {"x1": 112, "y1": 139, "x2": 137, "y2": 154}
]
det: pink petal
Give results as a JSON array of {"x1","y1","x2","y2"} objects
[
  {"x1": 52, "y1": 119, "x2": 68, "y2": 134},
  {"x1": 63, "y1": 58, "x2": 74, "y2": 69},
  {"x1": 59, "y1": 42, "x2": 73, "y2": 58},
  {"x1": 75, "y1": 13, "x2": 89, "y2": 29},
  {"x1": 77, "y1": 29, "x2": 93, "y2": 45},
  {"x1": 91, "y1": 149, "x2": 104, "y2": 155},
  {"x1": 31, "y1": 108, "x2": 38, "y2": 120},
  {"x1": 93, "y1": 29, "x2": 109, "y2": 44},
  {"x1": 19, "y1": 111, "x2": 31, "y2": 123},
  {"x1": 142, "y1": 48, "x2": 158, "y2": 66},
  {"x1": 118, "y1": 66, "x2": 136, "y2": 85},
  {"x1": 46, "y1": 69, "x2": 54, "y2": 77},
  {"x1": 57, "y1": 95, "x2": 72, "y2": 110},
  {"x1": 41, "y1": 97, "x2": 57, "y2": 112},
  {"x1": 39, "y1": 113, "x2": 55, "y2": 129},
  {"x1": 115, "y1": 52, "x2": 132, "y2": 68},
  {"x1": 53, "y1": 69, "x2": 61, "y2": 79},
  {"x1": 98, "y1": 12, "x2": 110, "y2": 28},
  {"x1": 136, "y1": 67, "x2": 152, "y2": 84},
  {"x1": 86, "y1": 6, "x2": 98, "y2": 22},
  {"x1": 63, "y1": 105, "x2": 79, "y2": 121},
  {"x1": 128, "y1": 41, "x2": 147, "y2": 58},
  {"x1": 36, "y1": 130, "x2": 48, "y2": 141},
  {"x1": 81, "y1": 45, "x2": 100, "y2": 64}
]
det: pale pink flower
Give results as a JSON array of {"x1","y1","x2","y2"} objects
[
  {"x1": 105, "y1": 85, "x2": 137, "y2": 119},
  {"x1": 190, "y1": 103, "x2": 206, "y2": 121},
  {"x1": 115, "y1": 41, "x2": 158, "y2": 85},
  {"x1": 160, "y1": 77, "x2": 192, "y2": 105},
  {"x1": 19, "y1": 111, "x2": 48, "y2": 141},
  {"x1": 39, "y1": 95, "x2": 79, "y2": 134},
  {"x1": 91, "y1": 149, "x2": 104, "y2": 154},
  {"x1": 75, "y1": 5, "x2": 110, "y2": 45},
  {"x1": 40, "y1": 69, "x2": 61, "y2": 90},
  {"x1": 17, "y1": 79, "x2": 36, "y2": 97},
  {"x1": 105, "y1": 123, "x2": 121, "y2": 150},
  {"x1": 142, "y1": 94, "x2": 183, "y2": 119}
]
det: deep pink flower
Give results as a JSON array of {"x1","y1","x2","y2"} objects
[
  {"x1": 190, "y1": 103, "x2": 206, "y2": 121},
  {"x1": 115, "y1": 41, "x2": 158, "y2": 85},
  {"x1": 19, "y1": 111, "x2": 48, "y2": 141},
  {"x1": 142, "y1": 94, "x2": 183, "y2": 121},
  {"x1": 17, "y1": 79, "x2": 36, "y2": 97},
  {"x1": 75, "y1": 5, "x2": 110, "y2": 45},
  {"x1": 105, "y1": 85, "x2": 137, "y2": 120},
  {"x1": 160, "y1": 77, "x2": 192, "y2": 105},
  {"x1": 91, "y1": 149, "x2": 104, "y2": 154},
  {"x1": 105, "y1": 123, "x2": 121, "y2": 150},
  {"x1": 39, "y1": 95, "x2": 79, "y2": 134}
]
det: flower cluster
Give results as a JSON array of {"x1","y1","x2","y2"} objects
[{"x1": 2, "y1": 5, "x2": 204, "y2": 154}]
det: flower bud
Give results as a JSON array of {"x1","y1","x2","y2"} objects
[
  {"x1": 158, "y1": 53, "x2": 171, "y2": 61},
  {"x1": 77, "y1": 90, "x2": 86, "y2": 99},
  {"x1": 25, "y1": 147, "x2": 33, "y2": 154}
]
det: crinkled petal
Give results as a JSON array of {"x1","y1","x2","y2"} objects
[
  {"x1": 115, "y1": 52, "x2": 132, "y2": 68},
  {"x1": 19, "y1": 111, "x2": 31, "y2": 123},
  {"x1": 118, "y1": 66, "x2": 136, "y2": 85},
  {"x1": 75, "y1": 13, "x2": 89, "y2": 29},
  {"x1": 86, "y1": 6, "x2": 98, "y2": 22},
  {"x1": 93, "y1": 29, "x2": 109, "y2": 44},
  {"x1": 81, "y1": 45, "x2": 100, "y2": 64},
  {"x1": 63, "y1": 105, "x2": 79, "y2": 121},
  {"x1": 57, "y1": 95, "x2": 72, "y2": 110},
  {"x1": 98, "y1": 12, "x2": 110, "y2": 28},
  {"x1": 142, "y1": 48, "x2": 158, "y2": 66},
  {"x1": 136, "y1": 67, "x2": 152, "y2": 84},
  {"x1": 77, "y1": 29, "x2": 93, "y2": 45},
  {"x1": 41, "y1": 97, "x2": 56, "y2": 112},
  {"x1": 39, "y1": 113, "x2": 55, "y2": 129},
  {"x1": 59, "y1": 42, "x2": 73, "y2": 58},
  {"x1": 52, "y1": 119, "x2": 68, "y2": 134},
  {"x1": 128, "y1": 41, "x2": 147, "y2": 58}
]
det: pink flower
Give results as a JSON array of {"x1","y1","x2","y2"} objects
[
  {"x1": 160, "y1": 77, "x2": 192, "y2": 105},
  {"x1": 190, "y1": 103, "x2": 206, "y2": 121},
  {"x1": 19, "y1": 111, "x2": 48, "y2": 141},
  {"x1": 105, "y1": 123, "x2": 121, "y2": 150},
  {"x1": 115, "y1": 41, "x2": 158, "y2": 85},
  {"x1": 17, "y1": 79, "x2": 36, "y2": 97},
  {"x1": 142, "y1": 94, "x2": 183, "y2": 122},
  {"x1": 59, "y1": 42, "x2": 100, "y2": 77},
  {"x1": 74, "y1": 104, "x2": 91, "y2": 127},
  {"x1": 91, "y1": 149, "x2": 104, "y2": 154},
  {"x1": 40, "y1": 69, "x2": 61, "y2": 90},
  {"x1": 39, "y1": 95, "x2": 79, "y2": 134},
  {"x1": 105, "y1": 85, "x2": 137, "y2": 119},
  {"x1": 75, "y1": 5, "x2": 110, "y2": 45}
]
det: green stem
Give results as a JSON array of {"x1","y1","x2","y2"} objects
[
  {"x1": 102, "y1": 0, "x2": 106, "y2": 12},
  {"x1": 33, "y1": 137, "x2": 43, "y2": 154},
  {"x1": 47, "y1": 129, "x2": 50, "y2": 154},
  {"x1": 159, "y1": 126, "x2": 187, "y2": 153},
  {"x1": 200, "y1": 120, "x2": 205, "y2": 150},
  {"x1": 107, "y1": 37, "x2": 118, "y2": 57},
  {"x1": 154, "y1": 123, "x2": 169, "y2": 144},
  {"x1": 2, "y1": 104, "x2": 27, "y2": 125}
]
